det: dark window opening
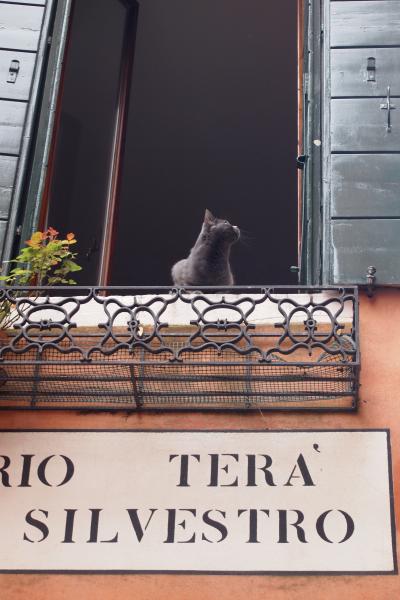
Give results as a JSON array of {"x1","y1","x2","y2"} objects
[
  {"x1": 45, "y1": 0, "x2": 298, "y2": 286},
  {"x1": 45, "y1": 0, "x2": 130, "y2": 284}
]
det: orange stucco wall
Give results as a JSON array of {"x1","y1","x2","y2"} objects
[{"x1": 0, "y1": 289, "x2": 399, "y2": 599}]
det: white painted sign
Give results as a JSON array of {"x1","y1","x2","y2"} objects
[{"x1": 0, "y1": 430, "x2": 396, "y2": 573}]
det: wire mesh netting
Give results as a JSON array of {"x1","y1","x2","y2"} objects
[{"x1": 0, "y1": 286, "x2": 359, "y2": 410}]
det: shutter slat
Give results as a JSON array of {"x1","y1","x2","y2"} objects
[
  {"x1": 331, "y1": 98, "x2": 400, "y2": 152},
  {"x1": 0, "y1": 4, "x2": 44, "y2": 51},
  {"x1": 332, "y1": 154, "x2": 400, "y2": 218},
  {"x1": 0, "y1": 100, "x2": 27, "y2": 155},
  {"x1": 0, "y1": 50, "x2": 36, "y2": 101},
  {"x1": 332, "y1": 220, "x2": 400, "y2": 284},
  {"x1": 0, "y1": 155, "x2": 17, "y2": 219},
  {"x1": 331, "y1": 48, "x2": 400, "y2": 97},
  {"x1": 331, "y1": 1, "x2": 400, "y2": 47},
  {"x1": 0, "y1": 221, "x2": 7, "y2": 257}
]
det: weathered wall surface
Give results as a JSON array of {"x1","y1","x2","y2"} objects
[{"x1": 0, "y1": 289, "x2": 398, "y2": 599}]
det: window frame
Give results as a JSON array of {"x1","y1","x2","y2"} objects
[
  {"x1": 299, "y1": 0, "x2": 323, "y2": 285},
  {"x1": 15, "y1": 0, "x2": 317, "y2": 285}
]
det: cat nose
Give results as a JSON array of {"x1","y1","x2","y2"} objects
[{"x1": 233, "y1": 226, "x2": 240, "y2": 239}]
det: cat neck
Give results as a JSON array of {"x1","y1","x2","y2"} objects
[{"x1": 193, "y1": 231, "x2": 232, "y2": 261}]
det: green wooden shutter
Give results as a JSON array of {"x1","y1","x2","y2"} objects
[
  {"x1": 323, "y1": 0, "x2": 400, "y2": 285},
  {"x1": 0, "y1": 0, "x2": 59, "y2": 264},
  {"x1": 16, "y1": 0, "x2": 73, "y2": 253}
]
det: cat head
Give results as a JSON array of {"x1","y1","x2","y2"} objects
[{"x1": 202, "y1": 209, "x2": 240, "y2": 244}]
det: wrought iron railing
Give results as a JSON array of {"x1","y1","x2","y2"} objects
[{"x1": 0, "y1": 286, "x2": 359, "y2": 410}]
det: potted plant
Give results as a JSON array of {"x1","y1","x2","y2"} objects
[{"x1": 0, "y1": 228, "x2": 82, "y2": 381}]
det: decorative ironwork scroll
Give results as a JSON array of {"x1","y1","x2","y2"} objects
[{"x1": 0, "y1": 286, "x2": 359, "y2": 410}]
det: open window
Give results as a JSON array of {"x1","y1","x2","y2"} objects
[
  {"x1": 0, "y1": 0, "x2": 362, "y2": 411},
  {"x1": 8, "y1": 0, "x2": 400, "y2": 289},
  {"x1": 16, "y1": 0, "x2": 301, "y2": 286}
]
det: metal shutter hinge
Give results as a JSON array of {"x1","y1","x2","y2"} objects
[
  {"x1": 296, "y1": 155, "x2": 307, "y2": 170},
  {"x1": 366, "y1": 266, "x2": 377, "y2": 298}
]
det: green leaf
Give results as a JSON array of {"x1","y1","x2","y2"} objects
[{"x1": 62, "y1": 260, "x2": 82, "y2": 272}]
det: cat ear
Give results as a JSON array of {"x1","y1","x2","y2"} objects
[{"x1": 204, "y1": 209, "x2": 215, "y2": 225}]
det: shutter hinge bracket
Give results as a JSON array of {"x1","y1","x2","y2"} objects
[
  {"x1": 296, "y1": 154, "x2": 308, "y2": 170},
  {"x1": 366, "y1": 265, "x2": 377, "y2": 298}
]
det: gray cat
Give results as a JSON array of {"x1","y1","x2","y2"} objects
[{"x1": 171, "y1": 209, "x2": 240, "y2": 286}]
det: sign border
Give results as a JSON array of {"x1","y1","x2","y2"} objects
[{"x1": 0, "y1": 428, "x2": 397, "y2": 576}]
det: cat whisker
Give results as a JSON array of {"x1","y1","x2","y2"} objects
[
  {"x1": 238, "y1": 233, "x2": 255, "y2": 245},
  {"x1": 239, "y1": 239, "x2": 254, "y2": 249}
]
